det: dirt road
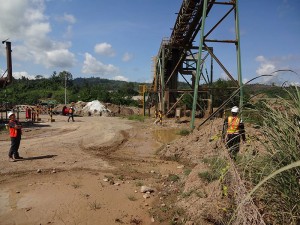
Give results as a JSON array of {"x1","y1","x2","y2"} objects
[{"x1": 0, "y1": 115, "x2": 184, "y2": 225}]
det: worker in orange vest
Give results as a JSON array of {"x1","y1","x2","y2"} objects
[
  {"x1": 68, "y1": 106, "x2": 75, "y2": 122},
  {"x1": 7, "y1": 112, "x2": 23, "y2": 162},
  {"x1": 222, "y1": 106, "x2": 246, "y2": 160}
]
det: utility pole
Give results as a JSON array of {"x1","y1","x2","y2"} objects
[{"x1": 64, "y1": 74, "x2": 67, "y2": 105}]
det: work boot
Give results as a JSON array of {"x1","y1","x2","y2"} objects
[{"x1": 14, "y1": 156, "x2": 23, "y2": 159}]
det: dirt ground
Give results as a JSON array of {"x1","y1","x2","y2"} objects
[{"x1": 0, "y1": 114, "x2": 189, "y2": 225}]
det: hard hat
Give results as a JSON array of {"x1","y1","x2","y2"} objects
[
  {"x1": 231, "y1": 106, "x2": 239, "y2": 113},
  {"x1": 8, "y1": 112, "x2": 15, "y2": 118}
]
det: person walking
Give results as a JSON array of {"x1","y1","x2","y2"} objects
[
  {"x1": 222, "y1": 106, "x2": 246, "y2": 160},
  {"x1": 68, "y1": 106, "x2": 75, "y2": 122},
  {"x1": 154, "y1": 110, "x2": 163, "y2": 125},
  {"x1": 25, "y1": 106, "x2": 31, "y2": 121},
  {"x1": 7, "y1": 112, "x2": 23, "y2": 162}
]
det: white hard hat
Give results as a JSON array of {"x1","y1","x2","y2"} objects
[
  {"x1": 231, "y1": 106, "x2": 239, "y2": 113},
  {"x1": 8, "y1": 111, "x2": 15, "y2": 118}
]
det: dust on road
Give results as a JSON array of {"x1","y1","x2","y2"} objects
[{"x1": 0, "y1": 115, "x2": 184, "y2": 225}]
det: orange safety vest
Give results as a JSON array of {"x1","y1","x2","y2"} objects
[
  {"x1": 9, "y1": 120, "x2": 21, "y2": 138},
  {"x1": 227, "y1": 116, "x2": 240, "y2": 134}
]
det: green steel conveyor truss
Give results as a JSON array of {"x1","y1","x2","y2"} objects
[{"x1": 148, "y1": 0, "x2": 243, "y2": 129}]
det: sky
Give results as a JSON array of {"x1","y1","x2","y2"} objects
[{"x1": 0, "y1": 0, "x2": 299, "y2": 85}]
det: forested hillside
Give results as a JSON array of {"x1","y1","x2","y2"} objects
[
  {"x1": 0, "y1": 71, "x2": 141, "y2": 106},
  {"x1": 0, "y1": 71, "x2": 292, "y2": 107}
]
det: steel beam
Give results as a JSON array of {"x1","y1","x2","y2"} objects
[{"x1": 149, "y1": 0, "x2": 243, "y2": 126}]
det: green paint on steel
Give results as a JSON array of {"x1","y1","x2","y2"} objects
[
  {"x1": 235, "y1": 0, "x2": 243, "y2": 110},
  {"x1": 190, "y1": 0, "x2": 208, "y2": 130}
]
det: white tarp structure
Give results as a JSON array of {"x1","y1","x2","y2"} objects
[{"x1": 81, "y1": 100, "x2": 111, "y2": 116}]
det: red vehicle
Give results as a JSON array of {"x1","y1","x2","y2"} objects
[{"x1": 62, "y1": 106, "x2": 70, "y2": 116}]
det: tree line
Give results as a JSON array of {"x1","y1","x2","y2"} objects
[
  {"x1": 0, "y1": 70, "x2": 290, "y2": 108},
  {"x1": 0, "y1": 71, "x2": 140, "y2": 106}
]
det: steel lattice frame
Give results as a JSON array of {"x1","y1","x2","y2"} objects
[{"x1": 148, "y1": 0, "x2": 243, "y2": 128}]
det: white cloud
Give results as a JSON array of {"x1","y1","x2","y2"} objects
[
  {"x1": 94, "y1": 42, "x2": 116, "y2": 57},
  {"x1": 256, "y1": 63, "x2": 276, "y2": 75},
  {"x1": 13, "y1": 71, "x2": 36, "y2": 80},
  {"x1": 0, "y1": 0, "x2": 47, "y2": 41},
  {"x1": 255, "y1": 54, "x2": 300, "y2": 75},
  {"x1": 255, "y1": 55, "x2": 300, "y2": 85},
  {"x1": 63, "y1": 25, "x2": 73, "y2": 39},
  {"x1": 0, "y1": 0, "x2": 76, "y2": 70},
  {"x1": 122, "y1": 52, "x2": 133, "y2": 62},
  {"x1": 62, "y1": 13, "x2": 76, "y2": 24},
  {"x1": 82, "y1": 53, "x2": 119, "y2": 76},
  {"x1": 290, "y1": 82, "x2": 300, "y2": 87},
  {"x1": 255, "y1": 55, "x2": 276, "y2": 75},
  {"x1": 255, "y1": 55, "x2": 266, "y2": 63},
  {"x1": 113, "y1": 76, "x2": 129, "y2": 82},
  {"x1": 220, "y1": 72, "x2": 230, "y2": 80},
  {"x1": 243, "y1": 78, "x2": 249, "y2": 84},
  {"x1": 45, "y1": 49, "x2": 76, "y2": 68},
  {"x1": 55, "y1": 13, "x2": 76, "y2": 38}
]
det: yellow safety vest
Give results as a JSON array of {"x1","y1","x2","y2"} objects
[{"x1": 227, "y1": 116, "x2": 240, "y2": 134}]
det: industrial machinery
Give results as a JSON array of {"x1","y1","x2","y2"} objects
[
  {"x1": 0, "y1": 40, "x2": 13, "y2": 120},
  {"x1": 147, "y1": 0, "x2": 243, "y2": 129},
  {"x1": 0, "y1": 40, "x2": 13, "y2": 88}
]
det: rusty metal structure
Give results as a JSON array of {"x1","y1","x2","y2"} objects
[
  {"x1": 147, "y1": 0, "x2": 243, "y2": 128},
  {"x1": 0, "y1": 40, "x2": 13, "y2": 88},
  {"x1": 0, "y1": 40, "x2": 13, "y2": 120}
]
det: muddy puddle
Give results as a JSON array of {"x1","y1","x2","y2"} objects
[{"x1": 152, "y1": 129, "x2": 180, "y2": 144}]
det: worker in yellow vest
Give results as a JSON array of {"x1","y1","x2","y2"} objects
[
  {"x1": 154, "y1": 110, "x2": 163, "y2": 125},
  {"x1": 222, "y1": 106, "x2": 246, "y2": 160}
]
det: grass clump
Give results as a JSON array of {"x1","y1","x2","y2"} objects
[
  {"x1": 198, "y1": 156, "x2": 228, "y2": 183},
  {"x1": 135, "y1": 181, "x2": 143, "y2": 187},
  {"x1": 198, "y1": 171, "x2": 219, "y2": 182},
  {"x1": 167, "y1": 174, "x2": 180, "y2": 182},
  {"x1": 182, "y1": 190, "x2": 193, "y2": 198},
  {"x1": 176, "y1": 129, "x2": 190, "y2": 136},
  {"x1": 183, "y1": 169, "x2": 192, "y2": 176},
  {"x1": 127, "y1": 115, "x2": 145, "y2": 122}
]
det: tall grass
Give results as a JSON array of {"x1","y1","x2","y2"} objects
[
  {"x1": 238, "y1": 87, "x2": 300, "y2": 224},
  {"x1": 198, "y1": 156, "x2": 228, "y2": 183}
]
